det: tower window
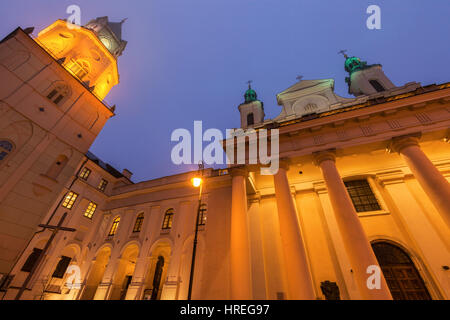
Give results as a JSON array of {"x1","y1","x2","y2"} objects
[
  {"x1": 369, "y1": 80, "x2": 385, "y2": 93},
  {"x1": 109, "y1": 217, "x2": 120, "y2": 236},
  {"x1": 133, "y1": 212, "x2": 144, "y2": 233},
  {"x1": 162, "y1": 208, "x2": 174, "y2": 230},
  {"x1": 344, "y1": 180, "x2": 381, "y2": 212},
  {"x1": 79, "y1": 167, "x2": 91, "y2": 181},
  {"x1": 62, "y1": 191, "x2": 78, "y2": 210},
  {"x1": 0, "y1": 140, "x2": 14, "y2": 162},
  {"x1": 84, "y1": 202, "x2": 97, "y2": 219},
  {"x1": 247, "y1": 113, "x2": 254, "y2": 126}
]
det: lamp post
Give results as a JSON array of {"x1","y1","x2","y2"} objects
[{"x1": 187, "y1": 162, "x2": 204, "y2": 300}]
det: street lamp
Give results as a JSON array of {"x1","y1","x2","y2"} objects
[{"x1": 187, "y1": 162, "x2": 204, "y2": 300}]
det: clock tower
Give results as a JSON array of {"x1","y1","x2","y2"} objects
[{"x1": 0, "y1": 17, "x2": 126, "y2": 276}]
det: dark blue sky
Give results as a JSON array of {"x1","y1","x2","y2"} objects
[{"x1": 1, "y1": 1, "x2": 449, "y2": 182}]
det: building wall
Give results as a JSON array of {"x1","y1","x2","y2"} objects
[{"x1": 0, "y1": 27, "x2": 114, "y2": 277}]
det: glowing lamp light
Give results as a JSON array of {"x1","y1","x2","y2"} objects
[{"x1": 192, "y1": 177, "x2": 202, "y2": 188}]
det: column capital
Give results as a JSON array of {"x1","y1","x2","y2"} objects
[
  {"x1": 279, "y1": 158, "x2": 291, "y2": 171},
  {"x1": 390, "y1": 133, "x2": 422, "y2": 154},
  {"x1": 229, "y1": 166, "x2": 248, "y2": 178},
  {"x1": 313, "y1": 149, "x2": 336, "y2": 166}
]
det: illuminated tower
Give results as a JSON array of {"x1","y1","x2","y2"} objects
[{"x1": 0, "y1": 17, "x2": 126, "y2": 276}]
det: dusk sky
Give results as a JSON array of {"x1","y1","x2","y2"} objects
[{"x1": 1, "y1": 0, "x2": 449, "y2": 182}]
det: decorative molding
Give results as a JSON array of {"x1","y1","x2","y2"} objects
[
  {"x1": 313, "y1": 181, "x2": 327, "y2": 194},
  {"x1": 375, "y1": 170, "x2": 406, "y2": 186}
]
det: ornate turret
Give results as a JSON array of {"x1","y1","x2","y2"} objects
[
  {"x1": 238, "y1": 82, "x2": 265, "y2": 128},
  {"x1": 340, "y1": 51, "x2": 396, "y2": 97}
]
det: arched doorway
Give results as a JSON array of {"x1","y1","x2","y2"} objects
[
  {"x1": 109, "y1": 244, "x2": 139, "y2": 300},
  {"x1": 143, "y1": 241, "x2": 171, "y2": 300},
  {"x1": 371, "y1": 242, "x2": 431, "y2": 300},
  {"x1": 151, "y1": 256, "x2": 164, "y2": 300},
  {"x1": 81, "y1": 247, "x2": 111, "y2": 300}
]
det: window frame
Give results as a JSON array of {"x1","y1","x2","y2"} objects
[
  {"x1": 133, "y1": 212, "x2": 144, "y2": 233},
  {"x1": 161, "y1": 208, "x2": 174, "y2": 230},
  {"x1": 197, "y1": 203, "x2": 207, "y2": 226},
  {"x1": 61, "y1": 191, "x2": 79, "y2": 210},
  {"x1": 84, "y1": 201, "x2": 97, "y2": 219},
  {"x1": 52, "y1": 256, "x2": 72, "y2": 279},
  {"x1": 369, "y1": 79, "x2": 385, "y2": 93},
  {"x1": 98, "y1": 179, "x2": 108, "y2": 192},
  {"x1": 79, "y1": 167, "x2": 91, "y2": 181},
  {"x1": 21, "y1": 248, "x2": 43, "y2": 272},
  {"x1": 108, "y1": 216, "x2": 120, "y2": 236},
  {"x1": 344, "y1": 179, "x2": 382, "y2": 213}
]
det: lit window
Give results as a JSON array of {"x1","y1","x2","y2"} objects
[
  {"x1": 109, "y1": 217, "x2": 120, "y2": 236},
  {"x1": 344, "y1": 180, "x2": 381, "y2": 213},
  {"x1": 133, "y1": 212, "x2": 144, "y2": 233},
  {"x1": 98, "y1": 179, "x2": 108, "y2": 192},
  {"x1": 0, "y1": 140, "x2": 14, "y2": 161},
  {"x1": 84, "y1": 202, "x2": 97, "y2": 219},
  {"x1": 197, "y1": 204, "x2": 207, "y2": 226},
  {"x1": 61, "y1": 192, "x2": 78, "y2": 210},
  {"x1": 67, "y1": 59, "x2": 90, "y2": 80},
  {"x1": 162, "y1": 209, "x2": 174, "y2": 230},
  {"x1": 79, "y1": 167, "x2": 91, "y2": 181}
]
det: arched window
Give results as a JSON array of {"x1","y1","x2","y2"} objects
[
  {"x1": 0, "y1": 140, "x2": 14, "y2": 162},
  {"x1": 151, "y1": 256, "x2": 165, "y2": 300},
  {"x1": 372, "y1": 242, "x2": 431, "y2": 300},
  {"x1": 161, "y1": 209, "x2": 174, "y2": 230},
  {"x1": 46, "y1": 155, "x2": 69, "y2": 180},
  {"x1": 67, "y1": 59, "x2": 90, "y2": 80},
  {"x1": 133, "y1": 212, "x2": 144, "y2": 233},
  {"x1": 247, "y1": 113, "x2": 254, "y2": 126},
  {"x1": 46, "y1": 84, "x2": 70, "y2": 106},
  {"x1": 109, "y1": 217, "x2": 120, "y2": 236}
]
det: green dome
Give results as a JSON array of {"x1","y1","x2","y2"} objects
[
  {"x1": 244, "y1": 88, "x2": 257, "y2": 103},
  {"x1": 345, "y1": 56, "x2": 368, "y2": 74}
]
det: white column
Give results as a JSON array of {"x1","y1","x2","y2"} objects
[
  {"x1": 230, "y1": 168, "x2": 252, "y2": 299},
  {"x1": 315, "y1": 151, "x2": 392, "y2": 300},
  {"x1": 273, "y1": 161, "x2": 315, "y2": 299},
  {"x1": 391, "y1": 135, "x2": 450, "y2": 230}
]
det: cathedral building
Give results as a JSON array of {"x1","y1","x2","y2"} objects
[{"x1": 0, "y1": 17, "x2": 449, "y2": 300}]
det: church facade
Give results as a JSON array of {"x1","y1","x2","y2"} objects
[{"x1": 0, "y1": 17, "x2": 449, "y2": 300}]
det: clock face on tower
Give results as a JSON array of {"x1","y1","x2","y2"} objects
[{"x1": 99, "y1": 36, "x2": 112, "y2": 50}]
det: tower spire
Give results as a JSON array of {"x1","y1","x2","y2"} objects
[{"x1": 338, "y1": 49, "x2": 349, "y2": 59}]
